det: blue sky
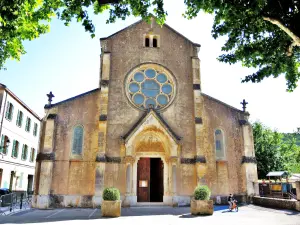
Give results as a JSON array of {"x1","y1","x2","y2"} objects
[{"x1": 0, "y1": 0, "x2": 299, "y2": 133}]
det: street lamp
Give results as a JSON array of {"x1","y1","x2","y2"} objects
[{"x1": 0, "y1": 139, "x2": 10, "y2": 158}]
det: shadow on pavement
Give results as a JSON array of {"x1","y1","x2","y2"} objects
[
  {"x1": 284, "y1": 210, "x2": 300, "y2": 216},
  {"x1": 1, "y1": 204, "x2": 275, "y2": 224}
]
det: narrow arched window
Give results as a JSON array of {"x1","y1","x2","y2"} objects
[
  {"x1": 72, "y1": 125, "x2": 84, "y2": 155},
  {"x1": 153, "y1": 37, "x2": 158, "y2": 47},
  {"x1": 215, "y1": 129, "x2": 225, "y2": 160},
  {"x1": 145, "y1": 37, "x2": 150, "y2": 47}
]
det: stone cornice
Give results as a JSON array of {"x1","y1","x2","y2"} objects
[
  {"x1": 241, "y1": 156, "x2": 257, "y2": 164},
  {"x1": 181, "y1": 156, "x2": 206, "y2": 164},
  {"x1": 95, "y1": 154, "x2": 122, "y2": 163},
  {"x1": 36, "y1": 152, "x2": 55, "y2": 161}
]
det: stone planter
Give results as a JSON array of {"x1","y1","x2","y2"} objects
[
  {"x1": 101, "y1": 200, "x2": 122, "y2": 217},
  {"x1": 190, "y1": 199, "x2": 214, "y2": 215}
]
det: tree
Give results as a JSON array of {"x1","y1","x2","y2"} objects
[
  {"x1": 0, "y1": 0, "x2": 51, "y2": 70},
  {"x1": 184, "y1": 0, "x2": 300, "y2": 91},
  {"x1": 1, "y1": 0, "x2": 299, "y2": 92},
  {"x1": 253, "y1": 121, "x2": 300, "y2": 179},
  {"x1": 0, "y1": 0, "x2": 164, "y2": 70}
]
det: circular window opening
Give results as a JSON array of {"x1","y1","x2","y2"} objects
[{"x1": 125, "y1": 64, "x2": 176, "y2": 111}]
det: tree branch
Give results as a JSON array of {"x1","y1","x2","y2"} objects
[
  {"x1": 263, "y1": 16, "x2": 300, "y2": 56},
  {"x1": 98, "y1": 0, "x2": 120, "y2": 5}
]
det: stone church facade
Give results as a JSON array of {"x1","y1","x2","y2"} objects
[{"x1": 32, "y1": 19, "x2": 258, "y2": 208}]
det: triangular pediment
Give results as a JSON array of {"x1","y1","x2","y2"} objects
[
  {"x1": 121, "y1": 108, "x2": 181, "y2": 143},
  {"x1": 100, "y1": 17, "x2": 200, "y2": 47}
]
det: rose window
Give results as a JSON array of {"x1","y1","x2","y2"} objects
[{"x1": 126, "y1": 65, "x2": 175, "y2": 111}]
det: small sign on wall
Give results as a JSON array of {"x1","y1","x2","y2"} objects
[{"x1": 139, "y1": 180, "x2": 148, "y2": 188}]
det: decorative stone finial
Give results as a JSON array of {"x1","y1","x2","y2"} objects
[
  {"x1": 47, "y1": 91, "x2": 55, "y2": 106},
  {"x1": 240, "y1": 99, "x2": 248, "y2": 112}
]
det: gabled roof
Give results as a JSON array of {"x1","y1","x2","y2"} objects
[
  {"x1": 0, "y1": 83, "x2": 42, "y2": 121},
  {"x1": 202, "y1": 93, "x2": 247, "y2": 115},
  {"x1": 100, "y1": 18, "x2": 200, "y2": 47},
  {"x1": 44, "y1": 88, "x2": 100, "y2": 109},
  {"x1": 266, "y1": 171, "x2": 289, "y2": 177},
  {"x1": 121, "y1": 107, "x2": 181, "y2": 142}
]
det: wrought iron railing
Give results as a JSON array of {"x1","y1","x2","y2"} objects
[{"x1": 0, "y1": 192, "x2": 32, "y2": 215}]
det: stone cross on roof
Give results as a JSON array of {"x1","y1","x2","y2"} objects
[
  {"x1": 47, "y1": 91, "x2": 55, "y2": 106},
  {"x1": 240, "y1": 99, "x2": 248, "y2": 112}
]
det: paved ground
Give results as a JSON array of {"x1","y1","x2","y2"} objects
[{"x1": 0, "y1": 205, "x2": 299, "y2": 225}]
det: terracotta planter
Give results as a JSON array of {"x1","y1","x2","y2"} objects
[
  {"x1": 101, "y1": 200, "x2": 122, "y2": 217},
  {"x1": 190, "y1": 199, "x2": 214, "y2": 215}
]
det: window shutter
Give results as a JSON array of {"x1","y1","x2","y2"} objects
[
  {"x1": 9, "y1": 104, "x2": 14, "y2": 120},
  {"x1": 11, "y1": 140, "x2": 16, "y2": 157},
  {"x1": 5, "y1": 102, "x2": 10, "y2": 119},
  {"x1": 16, "y1": 110, "x2": 20, "y2": 125},
  {"x1": 25, "y1": 118, "x2": 28, "y2": 131},
  {"x1": 24, "y1": 146, "x2": 27, "y2": 160},
  {"x1": 22, "y1": 145, "x2": 25, "y2": 159},
  {"x1": 0, "y1": 135, "x2": 4, "y2": 154},
  {"x1": 20, "y1": 112, "x2": 23, "y2": 126}
]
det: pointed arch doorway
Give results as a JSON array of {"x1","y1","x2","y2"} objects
[
  {"x1": 137, "y1": 157, "x2": 164, "y2": 202},
  {"x1": 122, "y1": 108, "x2": 181, "y2": 206}
]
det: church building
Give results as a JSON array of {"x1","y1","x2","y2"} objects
[{"x1": 32, "y1": 18, "x2": 258, "y2": 208}]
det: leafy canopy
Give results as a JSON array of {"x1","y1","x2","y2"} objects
[
  {"x1": 253, "y1": 121, "x2": 300, "y2": 179},
  {"x1": 1, "y1": 0, "x2": 299, "y2": 91}
]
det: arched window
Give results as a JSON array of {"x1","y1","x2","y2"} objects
[
  {"x1": 215, "y1": 129, "x2": 225, "y2": 160},
  {"x1": 145, "y1": 37, "x2": 150, "y2": 47},
  {"x1": 71, "y1": 125, "x2": 84, "y2": 155},
  {"x1": 153, "y1": 36, "x2": 158, "y2": 47}
]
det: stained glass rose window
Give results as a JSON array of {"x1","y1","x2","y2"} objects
[{"x1": 125, "y1": 65, "x2": 176, "y2": 111}]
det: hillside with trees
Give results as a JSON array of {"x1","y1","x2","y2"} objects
[{"x1": 253, "y1": 122, "x2": 300, "y2": 179}]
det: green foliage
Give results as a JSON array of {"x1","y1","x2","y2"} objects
[
  {"x1": 183, "y1": 0, "x2": 300, "y2": 91},
  {"x1": 0, "y1": 0, "x2": 53, "y2": 70},
  {"x1": 0, "y1": 0, "x2": 166, "y2": 70},
  {"x1": 282, "y1": 133, "x2": 300, "y2": 146},
  {"x1": 253, "y1": 121, "x2": 300, "y2": 179},
  {"x1": 102, "y1": 187, "x2": 120, "y2": 201},
  {"x1": 1, "y1": 0, "x2": 300, "y2": 92},
  {"x1": 194, "y1": 185, "x2": 211, "y2": 200}
]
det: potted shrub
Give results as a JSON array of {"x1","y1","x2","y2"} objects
[
  {"x1": 190, "y1": 185, "x2": 213, "y2": 215},
  {"x1": 101, "y1": 187, "x2": 121, "y2": 217}
]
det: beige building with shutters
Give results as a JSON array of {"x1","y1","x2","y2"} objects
[
  {"x1": 32, "y1": 18, "x2": 258, "y2": 208},
  {"x1": 0, "y1": 83, "x2": 41, "y2": 192}
]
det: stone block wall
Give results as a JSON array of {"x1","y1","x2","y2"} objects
[{"x1": 253, "y1": 196, "x2": 298, "y2": 211}]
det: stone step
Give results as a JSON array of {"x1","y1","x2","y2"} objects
[{"x1": 132, "y1": 202, "x2": 168, "y2": 207}]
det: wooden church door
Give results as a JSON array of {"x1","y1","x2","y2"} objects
[{"x1": 137, "y1": 158, "x2": 150, "y2": 202}]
